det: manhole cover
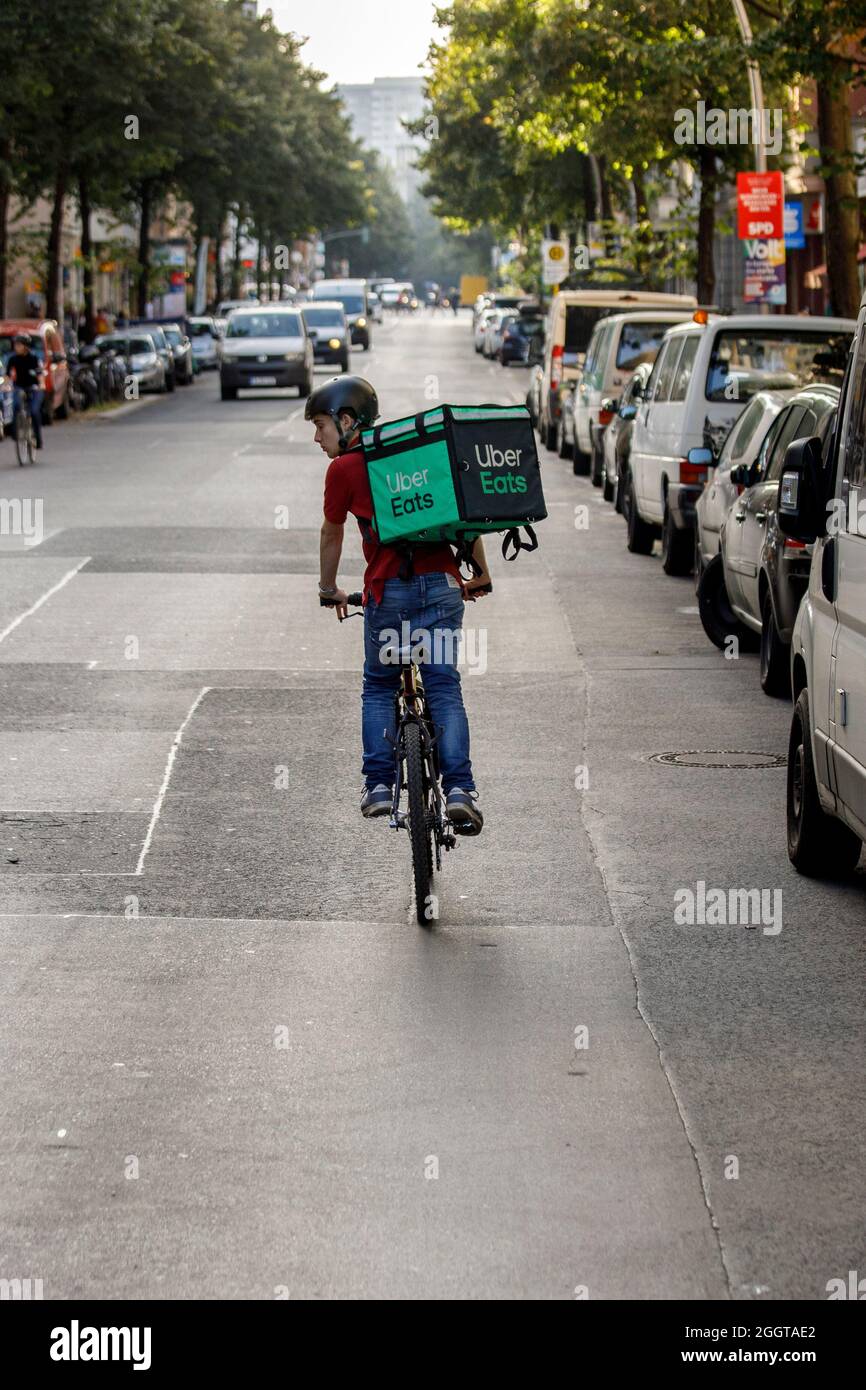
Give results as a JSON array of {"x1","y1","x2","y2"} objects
[{"x1": 649, "y1": 750, "x2": 787, "y2": 770}]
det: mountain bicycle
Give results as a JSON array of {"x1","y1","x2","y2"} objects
[
  {"x1": 322, "y1": 587, "x2": 489, "y2": 925},
  {"x1": 15, "y1": 388, "x2": 37, "y2": 466}
]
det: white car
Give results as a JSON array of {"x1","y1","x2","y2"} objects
[
  {"x1": 474, "y1": 307, "x2": 498, "y2": 353},
  {"x1": 218, "y1": 306, "x2": 314, "y2": 400},
  {"x1": 483, "y1": 310, "x2": 518, "y2": 359},
  {"x1": 573, "y1": 310, "x2": 695, "y2": 483},
  {"x1": 187, "y1": 316, "x2": 220, "y2": 369},
  {"x1": 694, "y1": 389, "x2": 791, "y2": 575},
  {"x1": 626, "y1": 312, "x2": 855, "y2": 577},
  {"x1": 780, "y1": 290, "x2": 866, "y2": 876}
]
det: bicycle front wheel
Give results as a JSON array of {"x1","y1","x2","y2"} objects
[{"x1": 404, "y1": 721, "x2": 434, "y2": 926}]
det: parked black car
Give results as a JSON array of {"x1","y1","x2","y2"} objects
[
  {"x1": 703, "y1": 384, "x2": 840, "y2": 695},
  {"x1": 603, "y1": 361, "x2": 653, "y2": 511},
  {"x1": 500, "y1": 311, "x2": 545, "y2": 366}
]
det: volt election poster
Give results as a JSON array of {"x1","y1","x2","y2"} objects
[{"x1": 742, "y1": 237, "x2": 787, "y2": 306}]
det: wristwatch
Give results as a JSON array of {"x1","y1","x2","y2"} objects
[{"x1": 318, "y1": 583, "x2": 338, "y2": 596}]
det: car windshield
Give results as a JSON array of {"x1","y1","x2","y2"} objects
[
  {"x1": 706, "y1": 331, "x2": 851, "y2": 401},
  {"x1": 327, "y1": 295, "x2": 364, "y2": 315},
  {"x1": 164, "y1": 329, "x2": 182, "y2": 345},
  {"x1": 616, "y1": 321, "x2": 680, "y2": 371},
  {"x1": 188, "y1": 321, "x2": 215, "y2": 337},
  {"x1": 129, "y1": 338, "x2": 155, "y2": 355},
  {"x1": 303, "y1": 308, "x2": 344, "y2": 327},
  {"x1": 1, "y1": 335, "x2": 44, "y2": 361},
  {"x1": 226, "y1": 312, "x2": 303, "y2": 338},
  {"x1": 564, "y1": 306, "x2": 615, "y2": 365}
]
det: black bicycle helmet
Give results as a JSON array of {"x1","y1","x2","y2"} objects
[{"x1": 304, "y1": 375, "x2": 379, "y2": 448}]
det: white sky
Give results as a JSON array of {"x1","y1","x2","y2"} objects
[{"x1": 267, "y1": 0, "x2": 441, "y2": 86}]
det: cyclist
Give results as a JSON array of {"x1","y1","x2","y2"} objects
[
  {"x1": 308, "y1": 375, "x2": 490, "y2": 833},
  {"x1": 6, "y1": 333, "x2": 44, "y2": 450}
]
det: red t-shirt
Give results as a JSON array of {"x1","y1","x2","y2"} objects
[{"x1": 323, "y1": 448, "x2": 464, "y2": 605}]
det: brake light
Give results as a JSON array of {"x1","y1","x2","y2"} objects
[
  {"x1": 784, "y1": 537, "x2": 807, "y2": 550},
  {"x1": 680, "y1": 459, "x2": 709, "y2": 486},
  {"x1": 598, "y1": 408, "x2": 614, "y2": 427},
  {"x1": 551, "y1": 343, "x2": 563, "y2": 389}
]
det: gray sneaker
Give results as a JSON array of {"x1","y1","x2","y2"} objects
[
  {"x1": 446, "y1": 787, "x2": 483, "y2": 835},
  {"x1": 361, "y1": 784, "x2": 393, "y2": 818}
]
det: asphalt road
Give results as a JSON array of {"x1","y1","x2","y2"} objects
[{"x1": 0, "y1": 311, "x2": 863, "y2": 1300}]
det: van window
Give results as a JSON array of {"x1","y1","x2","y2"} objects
[
  {"x1": 584, "y1": 322, "x2": 611, "y2": 388},
  {"x1": 564, "y1": 305, "x2": 614, "y2": 364},
  {"x1": 669, "y1": 336, "x2": 699, "y2": 402},
  {"x1": 652, "y1": 338, "x2": 684, "y2": 403},
  {"x1": 226, "y1": 312, "x2": 304, "y2": 338},
  {"x1": 706, "y1": 330, "x2": 851, "y2": 402},
  {"x1": 616, "y1": 320, "x2": 680, "y2": 372}
]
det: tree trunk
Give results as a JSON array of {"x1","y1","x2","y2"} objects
[
  {"x1": 597, "y1": 154, "x2": 613, "y2": 225},
  {"x1": 696, "y1": 146, "x2": 717, "y2": 306},
  {"x1": 255, "y1": 227, "x2": 264, "y2": 300},
  {"x1": 817, "y1": 75, "x2": 861, "y2": 319},
  {"x1": 231, "y1": 207, "x2": 243, "y2": 298},
  {"x1": 79, "y1": 172, "x2": 95, "y2": 343},
  {"x1": 0, "y1": 169, "x2": 9, "y2": 317},
  {"x1": 137, "y1": 179, "x2": 152, "y2": 318},
  {"x1": 632, "y1": 166, "x2": 648, "y2": 221},
  {"x1": 46, "y1": 166, "x2": 67, "y2": 322},
  {"x1": 582, "y1": 154, "x2": 597, "y2": 226},
  {"x1": 215, "y1": 211, "x2": 227, "y2": 303}
]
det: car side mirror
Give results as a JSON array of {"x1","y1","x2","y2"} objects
[
  {"x1": 619, "y1": 404, "x2": 637, "y2": 421},
  {"x1": 778, "y1": 435, "x2": 825, "y2": 544},
  {"x1": 688, "y1": 447, "x2": 714, "y2": 468}
]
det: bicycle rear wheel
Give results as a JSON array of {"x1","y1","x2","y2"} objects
[
  {"x1": 404, "y1": 721, "x2": 434, "y2": 925},
  {"x1": 16, "y1": 416, "x2": 33, "y2": 466}
]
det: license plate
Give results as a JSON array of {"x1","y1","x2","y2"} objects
[{"x1": 249, "y1": 375, "x2": 277, "y2": 386}]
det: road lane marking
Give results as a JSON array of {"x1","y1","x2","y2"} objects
[
  {"x1": 0, "y1": 558, "x2": 91, "y2": 647},
  {"x1": 135, "y1": 686, "x2": 210, "y2": 876}
]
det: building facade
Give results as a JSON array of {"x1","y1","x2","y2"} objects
[{"x1": 337, "y1": 76, "x2": 426, "y2": 204}]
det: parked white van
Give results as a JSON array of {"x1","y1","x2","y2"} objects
[
  {"x1": 626, "y1": 312, "x2": 853, "y2": 576},
  {"x1": 780, "y1": 290, "x2": 866, "y2": 876},
  {"x1": 572, "y1": 309, "x2": 695, "y2": 481},
  {"x1": 537, "y1": 288, "x2": 697, "y2": 456}
]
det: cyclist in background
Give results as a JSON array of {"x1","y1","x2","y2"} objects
[
  {"x1": 7, "y1": 333, "x2": 44, "y2": 450},
  {"x1": 307, "y1": 375, "x2": 490, "y2": 834}
]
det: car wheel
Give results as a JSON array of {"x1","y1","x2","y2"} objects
[
  {"x1": 543, "y1": 416, "x2": 558, "y2": 452},
  {"x1": 760, "y1": 588, "x2": 791, "y2": 698},
  {"x1": 220, "y1": 384, "x2": 237, "y2": 401},
  {"x1": 572, "y1": 447, "x2": 590, "y2": 476},
  {"x1": 557, "y1": 416, "x2": 573, "y2": 459},
  {"x1": 55, "y1": 386, "x2": 69, "y2": 420},
  {"x1": 697, "y1": 554, "x2": 757, "y2": 651},
  {"x1": 590, "y1": 439, "x2": 604, "y2": 488},
  {"x1": 602, "y1": 470, "x2": 614, "y2": 503},
  {"x1": 340, "y1": 356, "x2": 349, "y2": 373},
  {"x1": 613, "y1": 464, "x2": 627, "y2": 515},
  {"x1": 625, "y1": 480, "x2": 656, "y2": 555},
  {"x1": 42, "y1": 395, "x2": 55, "y2": 427},
  {"x1": 787, "y1": 687, "x2": 862, "y2": 876},
  {"x1": 298, "y1": 376, "x2": 312, "y2": 398},
  {"x1": 661, "y1": 504, "x2": 693, "y2": 577},
  {"x1": 166, "y1": 373, "x2": 176, "y2": 393}
]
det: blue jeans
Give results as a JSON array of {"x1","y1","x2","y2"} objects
[
  {"x1": 13, "y1": 387, "x2": 43, "y2": 447},
  {"x1": 362, "y1": 573, "x2": 475, "y2": 793}
]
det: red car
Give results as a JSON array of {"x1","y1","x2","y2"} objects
[{"x1": 0, "y1": 318, "x2": 70, "y2": 424}]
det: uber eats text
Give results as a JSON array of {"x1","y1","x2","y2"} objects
[{"x1": 383, "y1": 441, "x2": 528, "y2": 519}]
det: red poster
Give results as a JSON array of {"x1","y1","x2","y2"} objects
[{"x1": 737, "y1": 172, "x2": 784, "y2": 240}]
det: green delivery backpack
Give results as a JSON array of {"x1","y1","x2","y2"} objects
[{"x1": 360, "y1": 403, "x2": 546, "y2": 569}]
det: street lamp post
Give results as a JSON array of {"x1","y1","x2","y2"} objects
[{"x1": 730, "y1": 0, "x2": 766, "y2": 175}]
